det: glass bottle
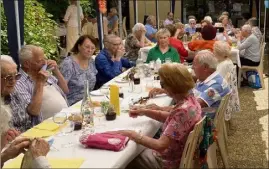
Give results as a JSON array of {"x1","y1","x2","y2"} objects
[{"x1": 81, "y1": 80, "x2": 94, "y2": 128}]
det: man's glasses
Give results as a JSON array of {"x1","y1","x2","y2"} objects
[{"x1": 1, "y1": 73, "x2": 22, "y2": 83}]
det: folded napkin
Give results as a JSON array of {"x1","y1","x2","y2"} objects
[
  {"x1": 22, "y1": 128, "x2": 55, "y2": 138},
  {"x1": 34, "y1": 121, "x2": 59, "y2": 131},
  {"x1": 3, "y1": 155, "x2": 85, "y2": 169},
  {"x1": 79, "y1": 132, "x2": 129, "y2": 152}
]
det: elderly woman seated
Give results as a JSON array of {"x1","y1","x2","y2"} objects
[
  {"x1": 188, "y1": 25, "x2": 217, "y2": 52},
  {"x1": 146, "y1": 28, "x2": 180, "y2": 63},
  {"x1": 213, "y1": 41, "x2": 240, "y2": 127},
  {"x1": 115, "y1": 63, "x2": 202, "y2": 169},
  {"x1": 174, "y1": 22, "x2": 185, "y2": 41},
  {"x1": 124, "y1": 23, "x2": 151, "y2": 62},
  {"x1": 165, "y1": 24, "x2": 188, "y2": 63}
]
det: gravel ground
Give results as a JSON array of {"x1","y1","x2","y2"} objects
[{"x1": 220, "y1": 49, "x2": 269, "y2": 168}]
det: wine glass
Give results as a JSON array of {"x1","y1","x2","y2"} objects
[{"x1": 53, "y1": 112, "x2": 73, "y2": 137}]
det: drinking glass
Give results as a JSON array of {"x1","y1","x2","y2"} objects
[
  {"x1": 53, "y1": 112, "x2": 73, "y2": 136},
  {"x1": 165, "y1": 58, "x2": 172, "y2": 63}
]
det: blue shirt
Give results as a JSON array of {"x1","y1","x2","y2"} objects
[
  {"x1": 145, "y1": 24, "x2": 157, "y2": 43},
  {"x1": 95, "y1": 49, "x2": 134, "y2": 87},
  {"x1": 185, "y1": 27, "x2": 196, "y2": 35},
  {"x1": 108, "y1": 15, "x2": 118, "y2": 29},
  {"x1": 193, "y1": 71, "x2": 231, "y2": 117},
  {"x1": 60, "y1": 56, "x2": 97, "y2": 105}
]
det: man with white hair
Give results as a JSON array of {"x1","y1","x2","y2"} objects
[
  {"x1": 237, "y1": 24, "x2": 260, "y2": 67},
  {"x1": 148, "y1": 50, "x2": 230, "y2": 118},
  {"x1": 192, "y1": 50, "x2": 230, "y2": 113},
  {"x1": 185, "y1": 18, "x2": 196, "y2": 35},
  {"x1": 145, "y1": 15, "x2": 157, "y2": 43},
  {"x1": 12, "y1": 45, "x2": 69, "y2": 131},
  {"x1": 95, "y1": 34, "x2": 135, "y2": 88}
]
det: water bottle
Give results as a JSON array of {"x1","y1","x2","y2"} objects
[
  {"x1": 136, "y1": 53, "x2": 144, "y2": 67},
  {"x1": 155, "y1": 58, "x2": 162, "y2": 71},
  {"x1": 81, "y1": 80, "x2": 94, "y2": 129}
]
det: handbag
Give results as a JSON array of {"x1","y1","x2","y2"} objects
[{"x1": 79, "y1": 132, "x2": 129, "y2": 152}]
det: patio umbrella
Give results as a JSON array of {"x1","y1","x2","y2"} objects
[{"x1": 2, "y1": 0, "x2": 24, "y2": 67}]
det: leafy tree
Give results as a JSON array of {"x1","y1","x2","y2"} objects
[{"x1": 1, "y1": 0, "x2": 59, "y2": 60}]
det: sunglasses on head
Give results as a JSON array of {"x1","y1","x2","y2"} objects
[{"x1": 1, "y1": 73, "x2": 22, "y2": 83}]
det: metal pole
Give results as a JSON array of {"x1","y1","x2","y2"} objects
[
  {"x1": 96, "y1": 1, "x2": 104, "y2": 49},
  {"x1": 77, "y1": 0, "x2": 81, "y2": 36},
  {"x1": 118, "y1": 0, "x2": 123, "y2": 39},
  {"x1": 14, "y1": 0, "x2": 21, "y2": 50},
  {"x1": 133, "y1": 0, "x2": 138, "y2": 24},
  {"x1": 264, "y1": 6, "x2": 267, "y2": 37},
  {"x1": 155, "y1": 0, "x2": 159, "y2": 29},
  {"x1": 259, "y1": 0, "x2": 261, "y2": 28}
]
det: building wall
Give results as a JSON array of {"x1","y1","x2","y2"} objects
[{"x1": 129, "y1": 0, "x2": 182, "y2": 29}]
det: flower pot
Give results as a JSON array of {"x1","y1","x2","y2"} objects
[{"x1": 105, "y1": 113, "x2": 116, "y2": 121}]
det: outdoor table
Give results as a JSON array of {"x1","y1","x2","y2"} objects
[{"x1": 4, "y1": 69, "x2": 173, "y2": 168}]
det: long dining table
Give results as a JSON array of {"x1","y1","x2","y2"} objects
[{"x1": 4, "y1": 69, "x2": 173, "y2": 168}]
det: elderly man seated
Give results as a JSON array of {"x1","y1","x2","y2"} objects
[
  {"x1": 237, "y1": 24, "x2": 260, "y2": 67},
  {"x1": 1, "y1": 55, "x2": 34, "y2": 132},
  {"x1": 95, "y1": 34, "x2": 135, "y2": 88},
  {"x1": 1, "y1": 87, "x2": 50, "y2": 168},
  {"x1": 185, "y1": 18, "x2": 196, "y2": 35},
  {"x1": 12, "y1": 45, "x2": 69, "y2": 130},
  {"x1": 148, "y1": 50, "x2": 230, "y2": 118}
]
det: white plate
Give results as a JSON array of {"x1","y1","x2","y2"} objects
[
  {"x1": 90, "y1": 90, "x2": 104, "y2": 96},
  {"x1": 115, "y1": 79, "x2": 129, "y2": 83}
]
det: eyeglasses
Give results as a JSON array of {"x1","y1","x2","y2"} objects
[
  {"x1": 190, "y1": 23, "x2": 196, "y2": 25},
  {"x1": 1, "y1": 73, "x2": 22, "y2": 83}
]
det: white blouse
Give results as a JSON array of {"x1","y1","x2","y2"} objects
[{"x1": 217, "y1": 59, "x2": 240, "y2": 120}]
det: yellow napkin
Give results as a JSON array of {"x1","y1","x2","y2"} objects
[
  {"x1": 3, "y1": 156, "x2": 85, "y2": 168},
  {"x1": 34, "y1": 121, "x2": 60, "y2": 131},
  {"x1": 22, "y1": 128, "x2": 56, "y2": 138}
]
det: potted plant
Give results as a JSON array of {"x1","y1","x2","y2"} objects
[{"x1": 105, "y1": 104, "x2": 116, "y2": 121}]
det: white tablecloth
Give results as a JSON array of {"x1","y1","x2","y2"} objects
[
  {"x1": 139, "y1": 45, "x2": 241, "y2": 67},
  {"x1": 10, "y1": 71, "x2": 172, "y2": 168}
]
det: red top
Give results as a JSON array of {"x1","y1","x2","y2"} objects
[
  {"x1": 169, "y1": 38, "x2": 188, "y2": 63},
  {"x1": 188, "y1": 40, "x2": 216, "y2": 52}
]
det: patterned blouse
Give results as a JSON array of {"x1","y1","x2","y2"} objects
[
  {"x1": 60, "y1": 56, "x2": 97, "y2": 106},
  {"x1": 154, "y1": 94, "x2": 202, "y2": 169},
  {"x1": 124, "y1": 34, "x2": 149, "y2": 62}
]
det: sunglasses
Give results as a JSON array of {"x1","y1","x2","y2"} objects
[{"x1": 1, "y1": 73, "x2": 22, "y2": 83}]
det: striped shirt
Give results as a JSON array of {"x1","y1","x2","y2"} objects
[{"x1": 12, "y1": 69, "x2": 67, "y2": 129}]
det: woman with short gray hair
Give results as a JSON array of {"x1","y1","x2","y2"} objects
[{"x1": 124, "y1": 23, "x2": 151, "y2": 62}]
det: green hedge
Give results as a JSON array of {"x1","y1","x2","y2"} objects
[{"x1": 1, "y1": 0, "x2": 58, "y2": 60}]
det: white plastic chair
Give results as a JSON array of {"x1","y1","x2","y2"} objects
[
  {"x1": 238, "y1": 42, "x2": 266, "y2": 89},
  {"x1": 213, "y1": 93, "x2": 231, "y2": 168},
  {"x1": 180, "y1": 116, "x2": 206, "y2": 168}
]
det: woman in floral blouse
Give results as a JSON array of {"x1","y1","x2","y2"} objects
[
  {"x1": 113, "y1": 63, "x2": 202, "y2": 169},
  {"x1": 60, "y1": 35, "x2": 98, "y2": 105},
  {"x1": 124, "y1": 23, "x2": 151, "y2": 62}
]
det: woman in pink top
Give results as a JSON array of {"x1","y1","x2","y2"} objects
[
  {"x1": 165, "y1": 24, "x2": 188, "y2": 63},
  {"x1": 114, "y1": 63, "x2": 202, "y2": 169}
]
